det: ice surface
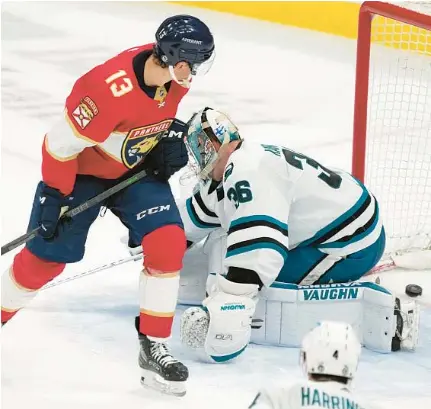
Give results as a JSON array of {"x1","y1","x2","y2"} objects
[{"x1": 1, "y1": 2, "x2": 430, "y2": 409}]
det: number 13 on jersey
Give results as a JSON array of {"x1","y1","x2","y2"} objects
[{"x1": 105, "y1": 70, "x2": 133, "y2": 97}]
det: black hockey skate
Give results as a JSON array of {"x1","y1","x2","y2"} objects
[{"x1": 137, "y1": 324, "x2": 188, "y2": 396}]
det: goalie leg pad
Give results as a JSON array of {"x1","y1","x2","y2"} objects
[{"x1": 252, "y1": 281, "x2": 403, "y2": 353}]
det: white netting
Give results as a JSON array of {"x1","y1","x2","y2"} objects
[{"x1": 365, "y1": 2, "x2": 431, "y2": 257}]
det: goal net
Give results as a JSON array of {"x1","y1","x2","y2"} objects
[{"x1": 352, "y1": 1, "x2": 431, "y2": 268}]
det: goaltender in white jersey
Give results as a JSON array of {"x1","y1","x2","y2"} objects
[
  {"x1": 249, "y1": 321, "x2": 368, "y2": 409},
  {"x1": 182, "y1": 115, "x2": 384, "y2": 287},
  {"x1": 175, "y1": 107, "x2": 419, "y2": 363}
]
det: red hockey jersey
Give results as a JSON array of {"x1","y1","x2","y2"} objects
[{"x1": 42, "y1": 43, "x2": 188, "y2": 195}]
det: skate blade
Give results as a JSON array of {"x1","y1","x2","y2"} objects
[{"x1": 140, "y1": 369, "x2": 187, "y2": 397}]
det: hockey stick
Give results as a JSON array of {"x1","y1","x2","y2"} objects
[
  {"x1": 365, "y1": 249, "x2": 431, "y2": 276},
  {"x1": 366, "y1": 260, "x2": 396, "y2": 276},
  {"x1": 0, "y1": 118, "x2": 181, "y2": 256},
  {"x1": 41, "y1": 253, "x2": 143, "y2": 290},
  {"x1": 41, "y1": 240, "x2": 197, "y2": 291}
]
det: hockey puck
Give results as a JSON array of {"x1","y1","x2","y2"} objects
[{"x1": 405, "y1": 284, "x2": 423, "y2": 297}]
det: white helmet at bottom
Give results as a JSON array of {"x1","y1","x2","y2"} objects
[{"x1": 300, "y1": 321, "x2": 362, "y2": 384}]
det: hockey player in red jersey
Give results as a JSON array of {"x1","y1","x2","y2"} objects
[{"x1": 1, "y1": 15, "x2": 215, "y2": 396}]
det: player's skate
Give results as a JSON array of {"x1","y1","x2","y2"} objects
[
  {"x1": 392, "y1": 297, "x2": 420, "y2": 351},
  {"x1": 138, "y1": 332, "x2": 189, "y2": 397}
]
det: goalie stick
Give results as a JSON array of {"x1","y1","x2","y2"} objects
[
  {"x1": 40, "y1": 248, "x2": 430, "y2": 291},
  {"x1": 41, "y1": 253, "x2": 143, "y2": 290},
  {"x1": 12, "y1": 250, "x2": 425, "y2": 295},
  {"x1": 366, "y1": 249, "x2": 431, "y2": 275},
  {"x1": 41, "y1": 240, "x2": 199, "y2": 291}
]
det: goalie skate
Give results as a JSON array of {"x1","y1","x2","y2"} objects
[
  {"x1": 138, "y1": 333, "x2": 188, "y2": 397},
  {"x1": 392, "y1": 298, "x2": 420, "y2": 351}
]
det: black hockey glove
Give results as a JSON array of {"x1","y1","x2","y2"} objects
[
  {"x1": 37, "y1": 183, "x2": 69, "y2": 239},
  {"x1": 143, "y1": 119, "x2": 189, "y2": 182}
]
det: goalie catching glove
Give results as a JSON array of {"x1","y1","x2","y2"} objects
[{"x1": 180, "y1": 274, "x2": 259, "y2": 362}]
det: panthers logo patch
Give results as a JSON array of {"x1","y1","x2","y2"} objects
[{"x1": 121, "y1": 119, "x2": 172, "y2": 169}]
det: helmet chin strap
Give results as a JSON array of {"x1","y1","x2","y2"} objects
[{"x1": 169, "y1": 65, "x2": 192, "y2": 88}]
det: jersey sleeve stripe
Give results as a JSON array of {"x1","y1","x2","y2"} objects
[
  {"x1": 46, "y1": 112, "x2": 97, "y2": 160},
  {"x1": 95, "y1": 145, "x2": 124, "y2": 163},
  {"x1": 226, "y1": 237, "x2": 288, "y2": 260},
  {"x1": 96, "y1": 131, "x2": 128, "y2": 163},
  {"x1": 186, "y1": 197, "x2": 221, "y2": 229},
  {"x1": 194, "y1": 191, "x2": 218, "y2": 218},
  {"x1": 44, "y1": 135, "x2": 79, "y2": 162},
  {"x1": 229, "y1": 215, "x2": 288, "y2": 236}
]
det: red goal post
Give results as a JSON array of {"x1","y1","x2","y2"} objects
[{"x1": 352, "y1": 1, "x2": 431, "y2": 271}]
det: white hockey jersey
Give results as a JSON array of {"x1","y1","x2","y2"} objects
[
  {"x1": 179, "y1": 141, "x2": 382, "y2": 287},
  {"x1": 249, "y1": 380, "x2": 368, "y2": 409}
]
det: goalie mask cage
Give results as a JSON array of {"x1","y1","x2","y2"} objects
[{"x1": 352, "y1": 1, "x2": 431, "y2": 267}]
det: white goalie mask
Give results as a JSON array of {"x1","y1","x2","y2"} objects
[
  {"x1": 185, "y1": 107, "x2": 241, "y2": 180},
  {"x1": 300, "y1": 321, "x2": 362, "y2": 385}
]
